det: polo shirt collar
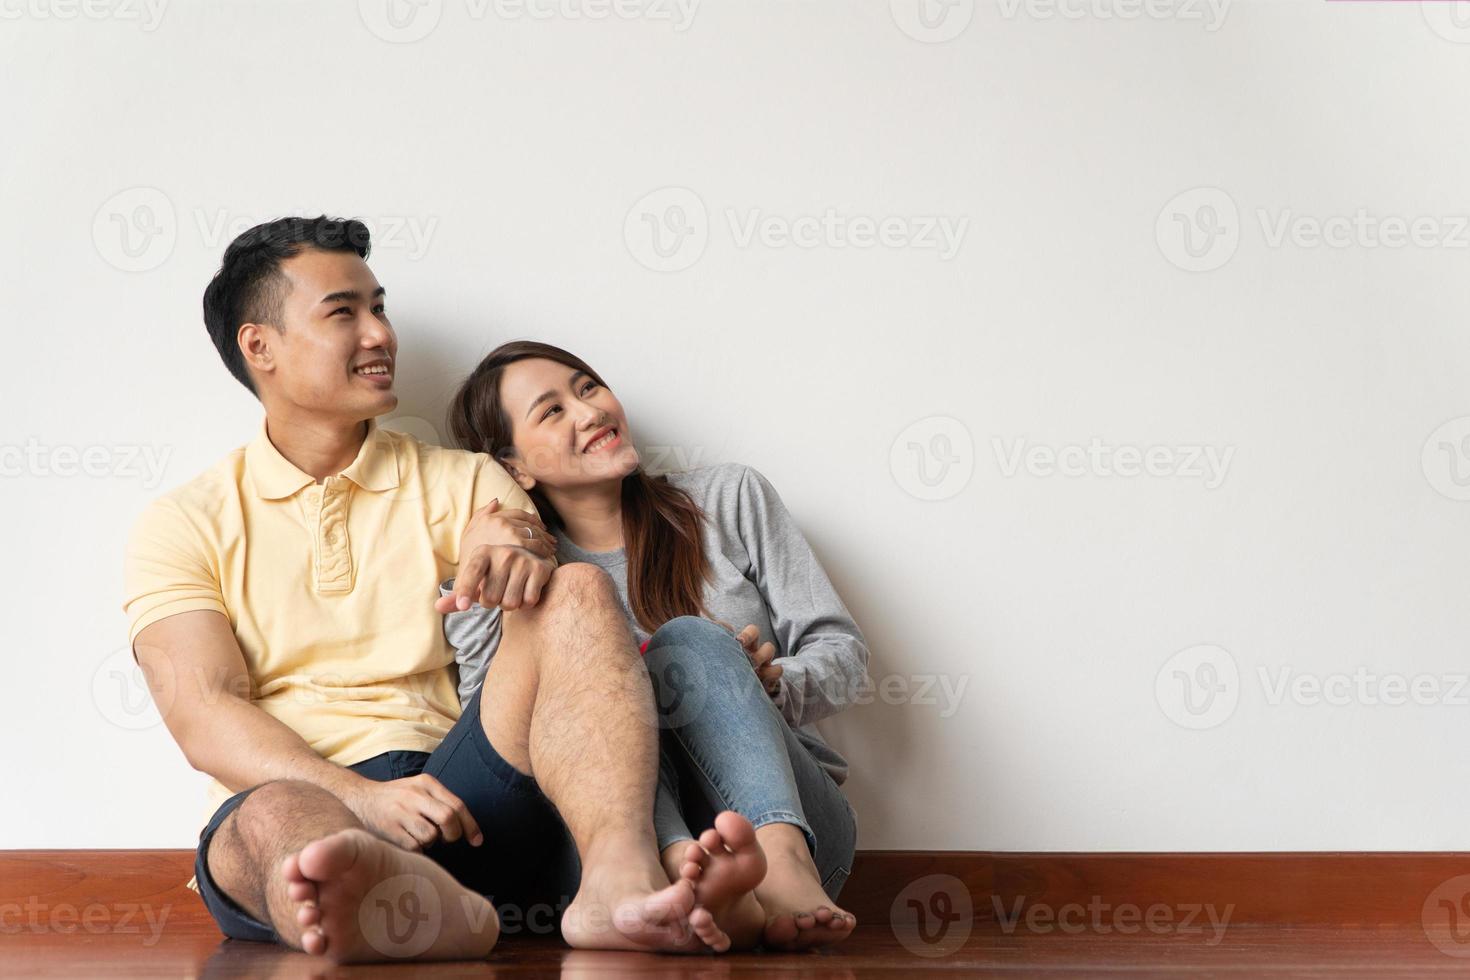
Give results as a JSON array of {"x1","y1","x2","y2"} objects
[{"x1": 246, "y1": 418, "x2": 401, "y2": 500}]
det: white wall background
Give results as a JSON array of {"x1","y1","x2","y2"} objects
[{"x1": 5, "y1": 0, "x2": 1470, "y2": 851}]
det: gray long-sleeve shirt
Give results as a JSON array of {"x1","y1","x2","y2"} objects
[{"x1": 441, "y1": 462, "x2": 869, "y2": 784}]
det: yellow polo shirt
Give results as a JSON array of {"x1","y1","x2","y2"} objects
[{"x1": 123, "y1": 417, "x2": 534, "y2": 819}]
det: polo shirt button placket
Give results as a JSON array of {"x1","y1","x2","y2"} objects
[{"x1": 316, "y1": 477, "x2": 353, "y2": 594}]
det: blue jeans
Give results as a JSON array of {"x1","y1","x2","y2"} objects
[{"x1": 644, "y1": 616, "x2": 857, "y2": 900}]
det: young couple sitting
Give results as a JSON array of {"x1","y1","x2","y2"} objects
[{"x1": 123, "y1": 215, "x2": 870, "y2": 963}]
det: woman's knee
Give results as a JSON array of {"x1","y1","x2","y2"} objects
[
  {"x1": 644, "y1": 616, "x2": 758, "y2": 697},
  {"x1": 648, "y1": 616, "x2": 742, "y2": 657}
]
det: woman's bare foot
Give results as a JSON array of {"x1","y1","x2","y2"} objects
[
  {"x1": 675, "y1": 811, "x2": 768, "y2": 952},
  {"x1": 753, "y1": 831, "x2": 856, "y2": 951},
  {"x1": 561, "y1": 863, "x2": 704, "y2": 952},
  {"x1": 278, "y1": 828, "x2": 499, "y2": 963}
]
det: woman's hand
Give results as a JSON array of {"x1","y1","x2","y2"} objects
[
  {"x1": 434, "y1": 498, "x2": 557, "y2": 613},
  {"x1": 736, "y1": 624, "x2": 782, "y2": 697},
  {"x1": 460, "y1": 498, "x2": 557, "y2": 559}
]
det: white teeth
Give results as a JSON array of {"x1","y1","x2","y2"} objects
[
  {"x1": 586, "y1": 430, "x2": 617, "y2": 452},
  {"x1": 357, "y1": 365, "x2": 389, "y2": 376}
]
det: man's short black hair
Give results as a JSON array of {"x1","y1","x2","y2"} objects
[{"x1": 202, "y1": 215, "x2": 372, "y2": 396}]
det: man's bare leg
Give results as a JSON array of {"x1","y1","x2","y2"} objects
[
  {"x1": 207, "y1": 780, "x2": 499, "y2": 963},
  {"x1": 479, "y1": 563, "x2": 704, "y2": 951}
]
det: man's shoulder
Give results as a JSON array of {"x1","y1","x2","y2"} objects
[
  {"x1": 384, "y1": 429, "x2": 506, "y2": 484},
  {"x1": 126, "y1": 445, "x2": 249, "y2": 553}
]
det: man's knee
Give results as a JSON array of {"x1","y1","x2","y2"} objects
[
  {"x1": 229, "y1": 779, "x2": 347, "y2": 842},
  {"x1": 540, "y1": 561, "x2": 620, "y2": 612}
]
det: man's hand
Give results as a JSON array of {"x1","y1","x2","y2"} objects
[
  {"x1": 736, "y1": 624, "x2": 782, "y2": 697},
  {"x1": 340, "y1": 773, "x2": 483, "y2": 852},
  {"x1": 434, "y1": 498, "x2": 557, "y2": 614}
]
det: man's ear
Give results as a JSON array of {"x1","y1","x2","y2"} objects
[{"x1": 238, "y1": 322, "x2": 275, "y2": 379}]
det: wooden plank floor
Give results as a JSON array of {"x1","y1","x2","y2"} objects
[
  {"x1": 5, "y1": 923, "x2": 1470, "y2": 977},
  {"x1": 8, "y1": 850, "x2": 1470, "y2": 976}
]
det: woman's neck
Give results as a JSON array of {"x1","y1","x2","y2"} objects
[{"x1": 543, "y1": 481, "x2": 625, "y2": 553}]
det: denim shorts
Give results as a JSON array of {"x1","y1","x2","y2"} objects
[{"x1": 194, "y1": 687, "x2": 581, "y2": 942}]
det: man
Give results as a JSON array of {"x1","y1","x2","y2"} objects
[{"x1": 123, "y1": 216, "x2": 742, "y2": 963}]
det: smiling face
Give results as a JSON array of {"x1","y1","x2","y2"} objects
[
  {"x1": 239, "y1": 248, "x2": 399, "y2": 422},
  {"x1": 496, "y1": 357, "x2": 640, "y2": 494}
]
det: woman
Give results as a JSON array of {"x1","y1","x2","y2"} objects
[{"x1": 442, "y1": 341, "x2": 868, "y2": 951}]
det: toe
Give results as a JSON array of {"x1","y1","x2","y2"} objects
[
  {"x1": 301, "y1": 925, "x2": 326, "y2": 956},
  {"x1": 712, "y1": 811, "x2": 757, "y2": 850},
  {"x1": 698, "y1": 828, "x2": 725, "y2": 854},
  {"x1": 813, "y1": 905, "x2": 834, "y2": 924},
  {"x1": 287, "y1": 880, "x2": 315, "y2": 902}
]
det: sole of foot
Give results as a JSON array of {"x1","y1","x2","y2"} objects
[
  {"x1": 280, "y1": 828, "x2": 499, "y2": 964},
  {"x1": 678, "y1": 811, "x2": 769, "y2": 952}
]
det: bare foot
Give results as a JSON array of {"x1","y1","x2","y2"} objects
[
  {"x1": 754, "y1": 839, "x2": 856, "y2": 952},
  {"x1": 561, "y1": 867, "x2": 705, "y2": 952},
  {"x1": 677, "y1": 811, "x2": 768, "y2": 952},
  {"x1": 277, "y1": 828, "x2": 499, "y2": 964}
]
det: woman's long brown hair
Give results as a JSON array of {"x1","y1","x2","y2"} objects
[{"x1": 446, "y1": 340, "x2": 713, "y2": 635}]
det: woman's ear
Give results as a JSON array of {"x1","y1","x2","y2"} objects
[{"x1": 497, "y1": 451, "x2": 536, "y2": 493}]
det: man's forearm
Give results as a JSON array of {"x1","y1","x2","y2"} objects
[{"x1": 173, "y1": 693, "x2": 369, "y2": 805}]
